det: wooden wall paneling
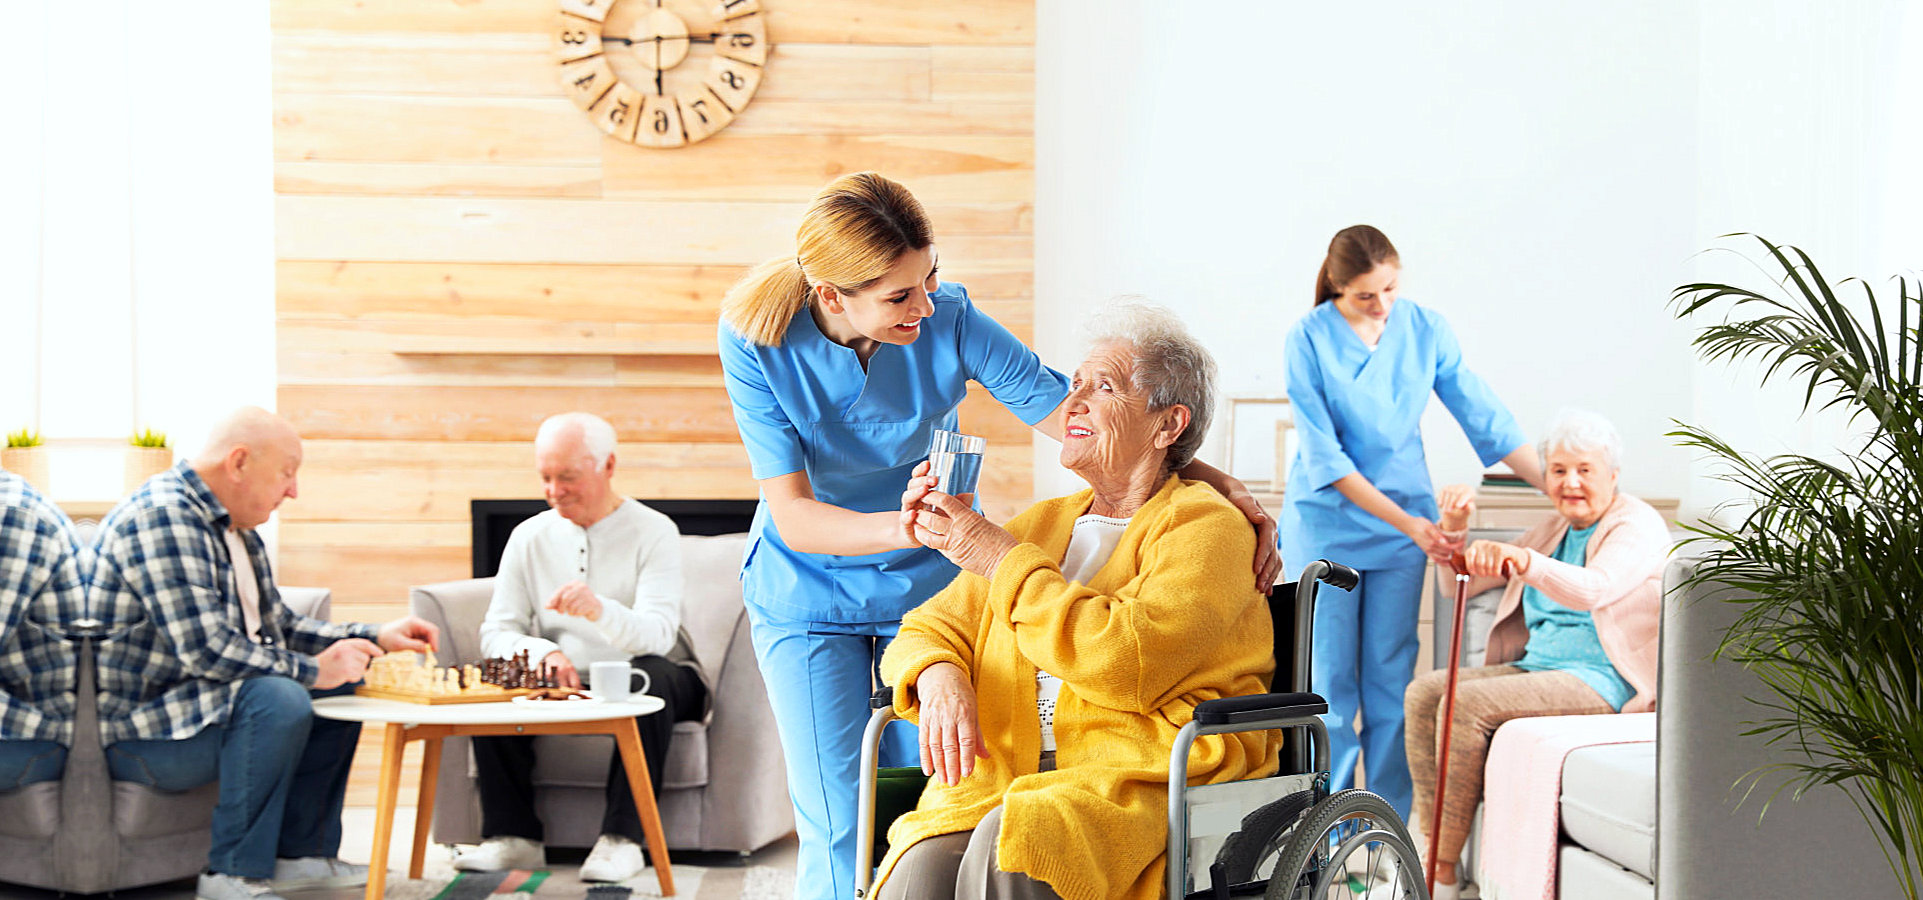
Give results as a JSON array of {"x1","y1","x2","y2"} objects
[
  {"x1": 598, "y1": 134, "x2": 1032, "y2": 203},
  {"x1": 278, "y1": 262, "x2": 744, "y2": 320},
  {"x1": 274, "y1": 0, "x2": 1034, "y2": 45},
  {"x1": 274, "y1": 162, "x2": 604, "y2": 199},
  {"x1": 931, "y1": 46, "x2": 1033, "y2": 103},
  {"x1": 281, "y1": 385, "x2": 741, "y2": 442},
  {"x1": 276, "y1": 94, "x2": 604, "y2": 165}
]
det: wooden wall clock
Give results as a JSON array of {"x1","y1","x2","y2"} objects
[{"x1": 556, "y1": 0, "x2": 768, "y2": 148}]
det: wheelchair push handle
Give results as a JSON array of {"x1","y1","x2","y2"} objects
[{"x1": 1301, "y1": 558, "x2": 1359, "y2": 592}]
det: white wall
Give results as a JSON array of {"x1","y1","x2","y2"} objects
[
  {"x1": 1, "y1": 0, "x2": 275, "y2": 502},
  {"x1": 1036, "y1": 0, "x2": 1919, "y2": 521}
]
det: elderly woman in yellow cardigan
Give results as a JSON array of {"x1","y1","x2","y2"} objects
[{"x1": 873, "y1": 304, "x2": 1280, "y2": 900}]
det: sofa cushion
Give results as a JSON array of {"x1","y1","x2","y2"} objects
[
  {"x1": 0, "y1": 782, "x2": 60, "y2": 839},
  {"x1": 1560, "y1": 741, "x2": 1656, "y2": 879},
  {"x1": 1558, "y1": 844, "x2": 1653, "y2": 900},
  {"x1": 112, "y1": 781, "x2": 218, "y2": 839},
  {"x1": 530, "y1": 721, "x2": 709, "y2": 791},
  {"x1": 679, "y1": 534, "x2": 747, "y2": 679}
]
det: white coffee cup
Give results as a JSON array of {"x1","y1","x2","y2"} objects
[{"x1": 588, "y1": 660, "x2": 651, "y2": 701}]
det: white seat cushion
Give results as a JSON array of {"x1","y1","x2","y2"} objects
[{"x1": 1560, "y1": 741, "x2": 1656, "y2": 879}]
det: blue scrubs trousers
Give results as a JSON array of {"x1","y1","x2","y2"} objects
[
  {"x1": 1310, "y1": 562, "x2": 1426, "y2": 819},
  {"x1": 750, "y1": 609, "x2": 919, "y2": 900}
]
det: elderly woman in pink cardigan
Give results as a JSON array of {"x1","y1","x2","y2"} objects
[{"x1": 1406, "y1": 410, "x2": 1669, "y2": 900}]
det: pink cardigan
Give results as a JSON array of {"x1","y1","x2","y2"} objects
[{"x1": 1444, "y1": 493, "x2": 1670, "y2": 713}]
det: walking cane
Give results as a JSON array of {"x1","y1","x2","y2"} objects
[
  {"x1": 1425, "y1": 552, "x2": 1513, "y2": 894},
  {"x1": 1424, "y1": 554, "x2": 1470, "y2": 894}
]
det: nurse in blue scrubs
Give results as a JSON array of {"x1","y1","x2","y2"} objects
[
  {"x1": 719, "y1": 173, "x2": 1280, "y2": 899},
  {"x1": 1280, "y1": 225, "x2": 1543, "y2": 819}
]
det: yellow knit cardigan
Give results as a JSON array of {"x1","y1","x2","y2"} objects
[{"x1": 875, "y1": 475, "x2": 1279, "y2": 900}]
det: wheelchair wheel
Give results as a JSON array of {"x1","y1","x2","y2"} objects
[
  {"x1": 1210, "y1": 789, "x2": 1315, "y2": 887},
  {"x1": 1263, "y1": 790, "x2": 1429, "y2": 900}
]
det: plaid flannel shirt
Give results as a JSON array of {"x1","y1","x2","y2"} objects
[
  {"x1": 0, "y1": 473, "x2": 82, "y2": 745},
  {"x1": 90, "y1": 462, "x2": 378, "y2": 744}
]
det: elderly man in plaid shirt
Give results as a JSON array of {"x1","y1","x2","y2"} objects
[
  {"x1": 90, "y1": 408, "x2": 440, "y2": 900},
  {"x1": 0, "y1": 469, "x2": 84, "y2": 791}
]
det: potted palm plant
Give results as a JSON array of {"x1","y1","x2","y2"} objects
[
  {"x1": 1671, "y1": 235, "x2": 1922, "y2": 900},
  {"x1": 125, "y1": 428, "x2": 173, "y2": 492},
  {"x1": 3, "y1": 429, "x2": 50, "y2": 493}
]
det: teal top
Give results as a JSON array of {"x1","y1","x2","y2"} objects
[{"x1": 1513, "y1": 522, "x2": 1635, "y2": 711}]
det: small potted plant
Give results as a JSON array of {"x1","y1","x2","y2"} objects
[
  {"x1": 3, "y1": 429, "x2": 51, "y2": 493},
  {"x1": 125, "y1": 428, "x2": 173, "y2": 492}
]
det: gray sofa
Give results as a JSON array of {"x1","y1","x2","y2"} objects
[
  {"x1": 413, "y1": 531, "x2": 793, "y2": 855},
  {"x1": 1437, "y1": 549, "x2": 1902, "y2": 897},
  {"x1": 0, "y1": 586, "x2": 330, "y2": 894}
]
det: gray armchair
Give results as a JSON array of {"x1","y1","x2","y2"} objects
[
  {"x1": 0, "y1": 586, "x2": 330, "y2": 893},
  {"x1": 414, "y1": 531, "x2": 793, "y2": 854}
]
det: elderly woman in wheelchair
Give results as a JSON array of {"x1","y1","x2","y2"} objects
[{"x1": 864, "y1": 304, "x2": 1279, "y2": 900}]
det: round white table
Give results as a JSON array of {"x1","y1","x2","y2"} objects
[{"x1": 313, "y1": 694, "x2": 674, "y2": 899}]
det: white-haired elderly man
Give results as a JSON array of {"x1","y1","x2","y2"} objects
[
  {"x1": 457, "y1": 412, "x2": 709, "y2": 883},
  {"x1": 89, "y1": 407, "x2": 442, "y2": 900}
]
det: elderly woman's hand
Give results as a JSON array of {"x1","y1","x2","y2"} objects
[
  {"x1": 914, "y1": 661, "x2": 988, "y2": 785},
  {"x1": 1436, "y1": 483, "x2": 1476, "y2": 534},
  {"x1": 1462, "y1": 539, "x2": 1530, "y2": 579},
  {"x1": 914, "y1": 490, "x2": 1021, "y2": 578}
]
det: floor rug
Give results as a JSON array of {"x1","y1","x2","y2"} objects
[{"x1": 369, "y1": 864, "x2": 794, "y2": 900}]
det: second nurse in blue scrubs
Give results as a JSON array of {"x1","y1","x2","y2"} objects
[
  {"x1": 1280, "y1": 225, "x2": 1543, "y2": 820},
  {"x1": 719, "y1": 173, "x2": 1280, "y2": 899}
]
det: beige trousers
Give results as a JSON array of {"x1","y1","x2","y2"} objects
[
  {"x1": 1403, "y1": 665, "x2": 1614, "y2": 866},
  {"x1": 875, "y1": 805, "x2": 1065, "y2": 900}
]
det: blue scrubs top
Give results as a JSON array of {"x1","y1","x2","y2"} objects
[
  {"x1": 718, "y1": 282, "x2": 1070, "y2": 624},
  {"x1": 1280, "y1": 299, "x2": 1527, "y2": 571}
]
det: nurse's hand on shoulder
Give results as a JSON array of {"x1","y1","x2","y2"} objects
[
  {"x1": 914, "y1": 490, "x2": 1020, "y2": 578},
  {"x1": 914, "y1": 661, "x2": 988, "y2": 785},
  {"x1": 1223, "y1": 488, "x2": 1284, "y2": 591}
]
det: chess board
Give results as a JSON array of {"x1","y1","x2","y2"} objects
[
  {"x1": 352, "y1": 684, "x2": 536, "y2": 705},
  {"x1": 356, "y1": 650, "x2": 542, "y2": 705}
]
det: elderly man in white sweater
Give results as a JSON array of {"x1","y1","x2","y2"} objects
[{"x1": 456, "y1": 412, "x2": 709, "y2": 883}]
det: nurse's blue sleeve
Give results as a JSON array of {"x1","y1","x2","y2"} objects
[
  {"x1": 1284, "y1": 325, "x2": 1358, "y2": 490},
  {"x1": 718, "y1": 323, "x2": 806, "y2": 480},
  {"x1": 1429, "y1": 313, "x2": 1528, "y2": 466},
  {"x1": 953, "y1": 285, "x2": 1070, "y2": 426}
]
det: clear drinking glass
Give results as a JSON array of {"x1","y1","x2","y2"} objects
[{"x1": 927, "y1": 429, "x2": 987, "y2": 500}]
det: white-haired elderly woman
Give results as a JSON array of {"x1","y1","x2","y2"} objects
[
  {"x1": 1405, "y1": 410, "x2": 1670, "y2": 900},
  {"x1": 871, "y1": 304, "x2": 1279, "y2": 900}
]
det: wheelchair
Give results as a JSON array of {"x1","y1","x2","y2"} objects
[{"x1": 853, "y1": 559, "x2": 1431, "y2": 900}]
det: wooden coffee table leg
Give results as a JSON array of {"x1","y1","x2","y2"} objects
[
  {"x1": 367, "y1": 723, "x2": 407, "y2": 900},
  {"x1": 612, "y1": 719, "x2": 675, "y2": 896},
  {"x1": 411, "y1": 731, "x2": 444, "y2": 880}
]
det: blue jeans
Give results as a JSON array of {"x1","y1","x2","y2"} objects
[
  {"x1": 749, "y1": 608, "x2": 919, "y2": 900},
  {"x1": 105, "y1": 678, "x2": 362, "y2": 878},
  {"x1": 0, "y1": 740, "x2": 67, "y2": 790},
  {"x1": 1309, "y1": 561, "x2": 1426, "y2": 819}
]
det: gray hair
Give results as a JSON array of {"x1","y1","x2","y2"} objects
[
  {"x1": 1537, "y1": 409, "x2": 1623, "y2": 471},
  {"x1": 1083, "y1": 299, "x2": 1218, "y2": 471},
  {"x1": 536, "y1": 412, "x2": 618, "y2": 471}
]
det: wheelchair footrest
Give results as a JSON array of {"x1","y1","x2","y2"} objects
[{"x1": 1193, "y1": 692, "x2": 1328, "y2": 726}]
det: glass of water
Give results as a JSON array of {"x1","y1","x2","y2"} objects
[{"x1": 927, "y1": 429, "x2": 987, "y2": 500}]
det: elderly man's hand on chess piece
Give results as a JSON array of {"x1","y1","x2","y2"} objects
[
  {"x1": 376, "y1": 615, "x2": 441, "y2": 654},
  {"x1": 315, "y1": 637, "x2": 384, "y2": 690},
  {"x1": 541, "y1": 650, "x2": 583, "y2": 690},
  {"x1": 544, "y1": 581, "x2": 603, "y2": 622}
]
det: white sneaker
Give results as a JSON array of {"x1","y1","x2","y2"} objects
[
  {"x1": 578, "y1": 834, "x2": 648, "y2": 883},
  {"x1": 454, "y1": 835, "x2": 546, "y2": 872},
  {"x1": 196, "y1": 872, "x2": 285, "y2": 900},
  {"x1": 273, "y1": 856, "x2": 369, "y2": 889},
  {"x1": 1432, "y1": 879, "x2": 1462, "y2": 900}
]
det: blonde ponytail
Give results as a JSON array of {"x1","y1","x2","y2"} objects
[
  {"x1": 720, "y1": 172, "x2": 934, "y2": 347},
  {"x1": 722, "y1": 255, "x2": 814, "y2": 346}
]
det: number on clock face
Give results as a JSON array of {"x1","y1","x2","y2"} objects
[{"x1": 555, "y1": 1, "x2": 766, "y2": 147}]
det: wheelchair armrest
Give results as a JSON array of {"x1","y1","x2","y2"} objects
[
  {"x1": 1193, "y1": 692, "x2": 1328, "y2": 727},
  {"x1": 870, "y1": 686, "x2": 893, "y2": 710}
]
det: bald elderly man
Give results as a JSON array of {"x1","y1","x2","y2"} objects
[
  {"x1": 457, "y1": 412, "x2": 708, "y2": 883},
  {"x1": 89, "y1": 407, "x2": 440, "y2": 900}
]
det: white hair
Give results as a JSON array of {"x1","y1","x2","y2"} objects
[
  {"x1": 535, "y1": 412, "x2": 618, "y2": 470},
  {"x1": 1537, "y1": 409, "x2": 1623, "y2": 471},
  {"x1": 1082, "y1": 298, "x2": 1218, "y2": 471}
]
